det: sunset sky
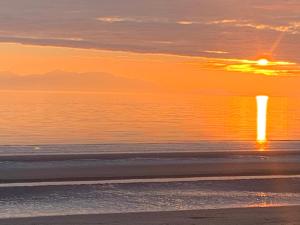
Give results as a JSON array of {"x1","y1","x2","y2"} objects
[{"x1": 0, "y1": 0, "x2": 300, "y2": 95}]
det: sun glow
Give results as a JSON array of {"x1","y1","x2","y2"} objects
[
  {"x1": 257, "y1": 58, "x2": 269, "y2": 66},
  {"x1": 256, "y1": 96, "x2": 269, "y2": 144}
]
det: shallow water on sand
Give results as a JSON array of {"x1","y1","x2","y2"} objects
[{"x1": 1, "y1": 177, "x2": 300, "y2": 218}]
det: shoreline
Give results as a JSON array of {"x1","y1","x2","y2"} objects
[
  {"x1": 1, "y1": 151, "x2": 300, "y2": 184},
  {"x1": 1, "y1": 174, "x2": 300, "y2": 188},
  {"x1": 2, "y1": 161, "x2": 300, "y2": 184},
  {"x1": 1, "y1": 150, "x2": 300, "y2": 161},
  {"x1": 1, "y1": 206, "x2": 300, "y2": 225}
]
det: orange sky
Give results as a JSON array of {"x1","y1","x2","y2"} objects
[{"x1": 0, "y1": 42, "x2": 299, "y2": 96}]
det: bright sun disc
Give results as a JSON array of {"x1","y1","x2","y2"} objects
[{"x1": 257, "y1": 58, "x2": 269, "y2": 66}]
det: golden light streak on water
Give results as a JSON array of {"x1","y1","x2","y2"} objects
[{"x1": 256, "y1": 96, "x2": 269, "y2": 145}]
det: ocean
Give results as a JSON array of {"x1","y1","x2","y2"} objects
[
  {"x1": 0, "y1": 91, "x2": 299, "y2": 145},
  {"x1": 0, "y1": 91, "x2": 300, "y2": 218}
]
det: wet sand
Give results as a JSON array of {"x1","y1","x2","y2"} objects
[
  {"x1": 1, "y1": 151, "x2": 300, "y2": 224},
  {"x1": 0, "y1": 206, "x2": 300, "y2": 225},
  {"x1": 1, "y1": 151, "x2": 300, "y2": 183}
]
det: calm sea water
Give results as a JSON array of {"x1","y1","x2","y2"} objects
[{"x1": 0, "y1": 91, "x2": 299, "y2": 146}]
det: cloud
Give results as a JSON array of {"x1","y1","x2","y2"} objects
[
  {"x1": 0, "y1": 0, "x2": 299, "y2": 64},
  {"x1": 0, "y1": 34, "x2": 84, "y2": 42},
  {"x1": 96, "y1": 16, "x2": 173, "y2": 24},
  {"x1": 206, "y1": 19, "x2": 240, "y2": 25},
  {"x1": 96, "y1": 16, "x2": 144, "y2": 23},
  {"x1": 229, "y1": 21, "x2": 300, "y2": 34},
  {"x1": 253, "y1": 1, "x2": 300, "y2": 12},
  {"x1": 204, "y1": 18, "x2": 300, "y2": 34},
  {"x1": 203, "y1": 50, "x2": 229, "y2": 55},
  {"x1": 199, "y1": 57, "x2": 300, "y2": 76},
  {"x1": 176, "y1": 21, "x2": 195, "y2": 25},
  {"x1": 0, "y1": 35, "x2": 93, "y2": 50}
]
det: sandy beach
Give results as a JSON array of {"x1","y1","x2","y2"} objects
[
  {"x1": 1, "y1": 149, "x2": 300, "y2": 223},
  {"x1": 0, "y1": 206, "x2": 299, "y2": 225}
]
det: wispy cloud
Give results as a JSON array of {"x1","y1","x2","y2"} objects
[
  {"x1": 253, "y1": 2, "x2": 300, "y2": 12},
  {"x1": 234, "y1": 21, "x2": 300, "y2": 34},
  {"x1": 176, "y1": 21, "x2": 195, "y2": 25},
  {"x1": 96, "y1": 16, "x2": 300, "y2": 36},
  {"x1": 206, "y1": 19, "x2": 240, "y2": 25},
  {"x1": 203, "y1": 50, "x2": 229, "y2": 55},
  {"x1": 0, "y1": 34, "x2": 84, "y2": 42},
  {"x1": 96, "y1": 16, "x2": 144, "y2": 23},
  {"x1": 206, "y1": 18, "x2": 300, "y2": 34},
  {"x1": 96, "y1": 16, "x2": 171, "y2": 24},
  {"x1": 200, "y1": 58, "x2": 299, "y2": 76}
]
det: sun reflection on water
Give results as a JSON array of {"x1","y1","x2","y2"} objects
[{"x1": 256, "y1": 96, "x2": 269, "y2": 149}]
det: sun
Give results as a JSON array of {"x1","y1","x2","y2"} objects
[{"x1": 257, "y1": 58, "x2": 269, "y2": 66}]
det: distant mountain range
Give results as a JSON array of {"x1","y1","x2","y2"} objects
[{"x1": 0, "y1": 71, "x2": 155, "y2": 91}]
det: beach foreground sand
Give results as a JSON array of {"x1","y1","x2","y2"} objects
[{"x1": 0, "y1": 206, "x2": 300, "y2": 225}]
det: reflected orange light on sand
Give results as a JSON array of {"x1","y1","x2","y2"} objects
[{"x1": 256, "y1": 96, "x2": 269, "y2": 145}]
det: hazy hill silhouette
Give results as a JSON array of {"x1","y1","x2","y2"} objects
[{"x1": 0, "y1": 71, "x2": 154, "y2": 91}]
